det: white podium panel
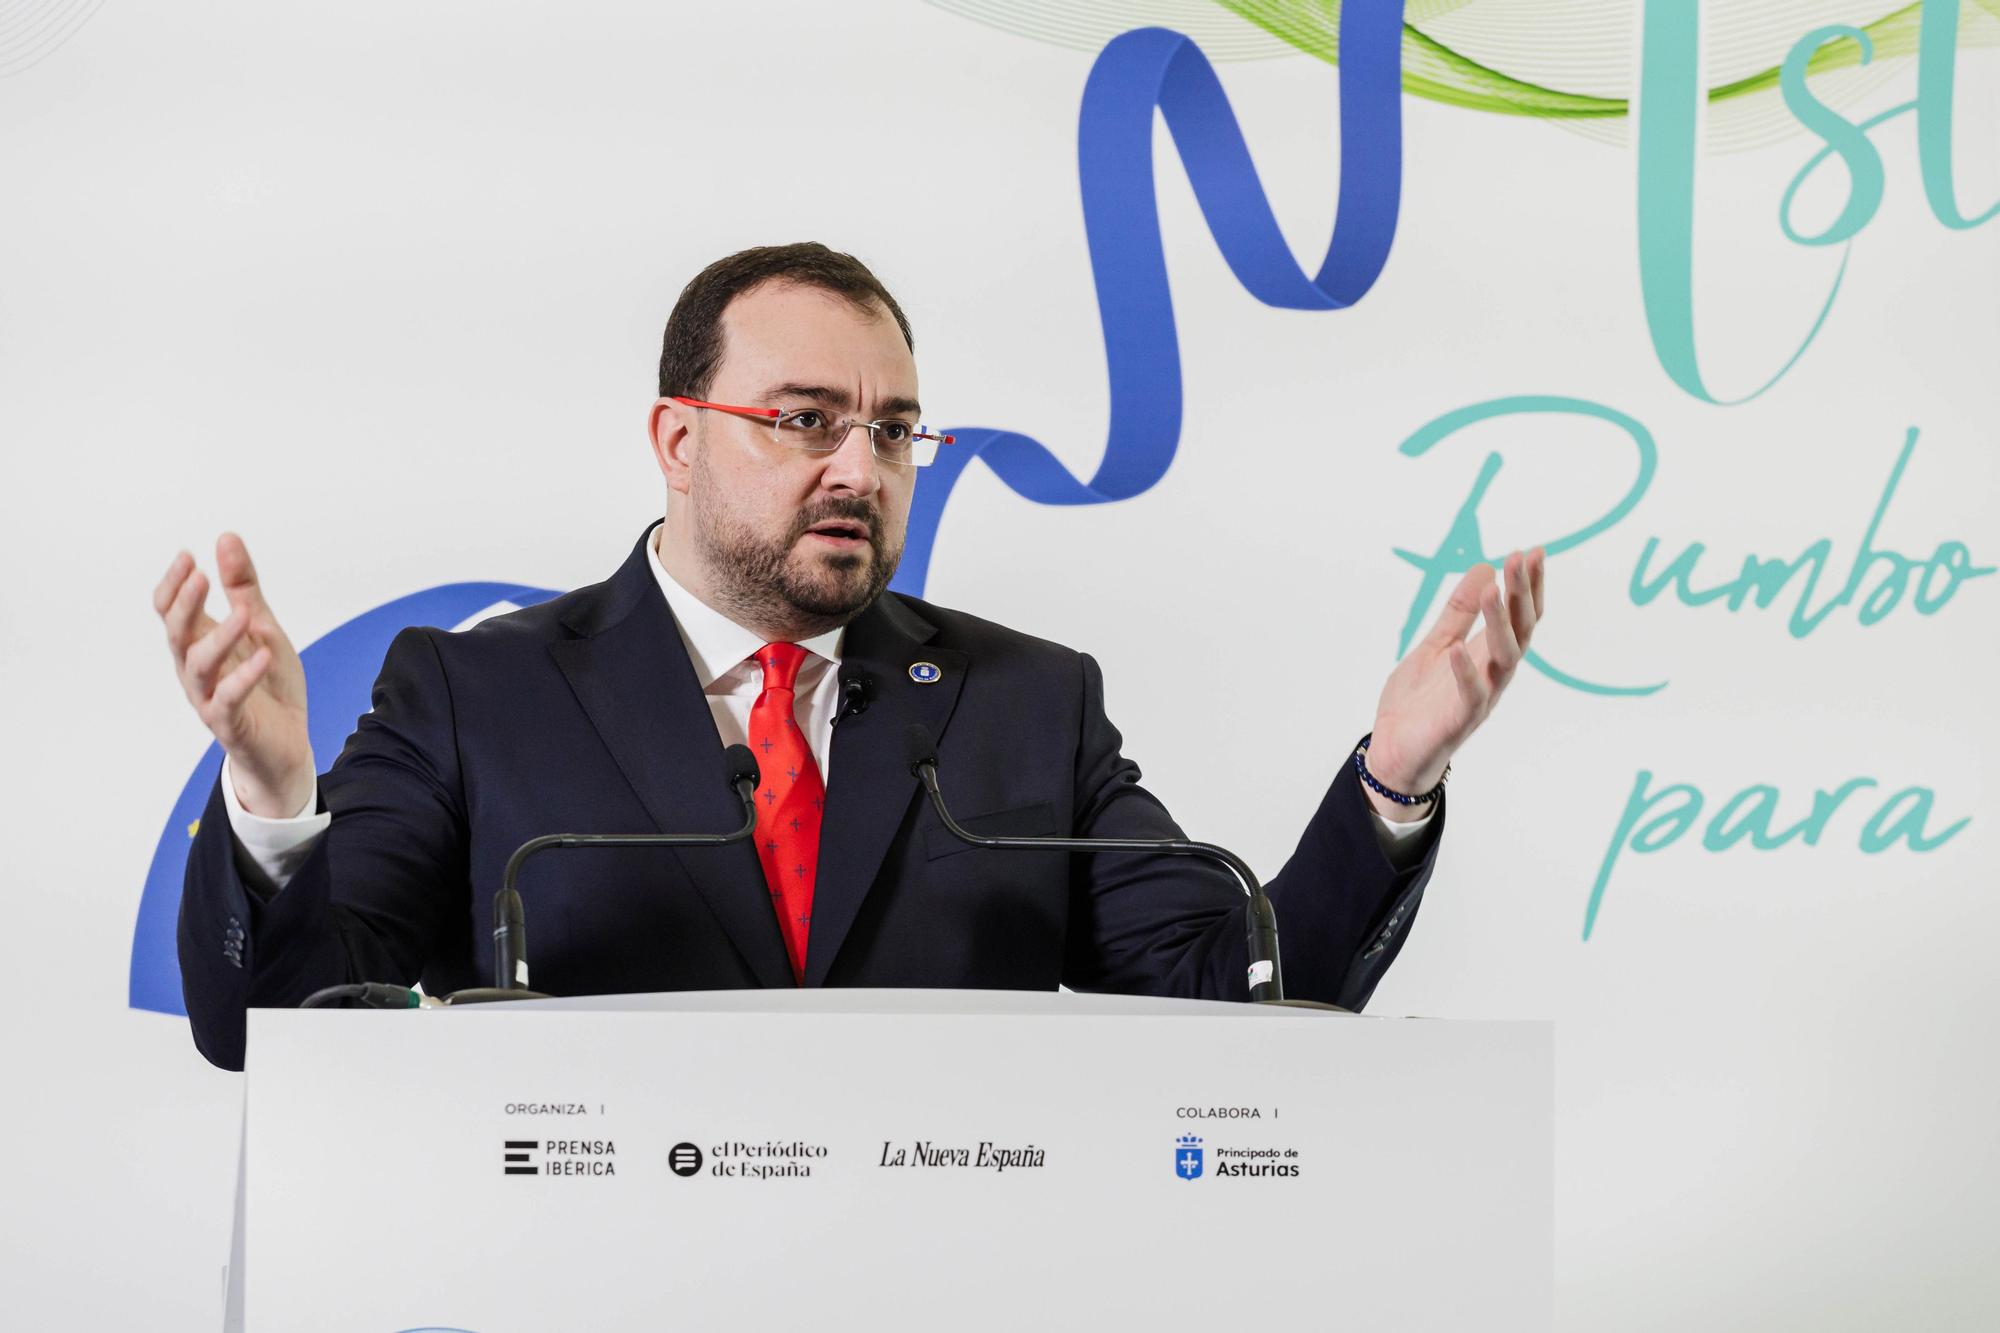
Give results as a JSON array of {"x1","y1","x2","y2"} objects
[{"x1": 235, "y1": 991, "x2": 1551, "y2": 1331}]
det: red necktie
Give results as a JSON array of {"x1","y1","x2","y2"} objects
[{"x1": 748, "y1": 643, "x2": 825, "y2": 983}]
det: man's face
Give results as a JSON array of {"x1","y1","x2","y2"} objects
[{"x1": 665, "y1": 280, "x2": 920, "y2": 632}]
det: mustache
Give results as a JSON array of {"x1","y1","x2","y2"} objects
[{"x1": 790, "y1": 498, "x2": 883, "y2": 545}]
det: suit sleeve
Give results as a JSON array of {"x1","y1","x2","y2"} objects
[
  {"x1": 176, "y1": 627, "x2": 469, "y2": 1070},
  {"x1": 1059, "y1": 652, "x2": 1443, "y2": 1009}
]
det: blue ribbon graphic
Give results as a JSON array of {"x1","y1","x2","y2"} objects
[{"x1": 894, "y1": 7, "x2": 1406, "y2": 595}]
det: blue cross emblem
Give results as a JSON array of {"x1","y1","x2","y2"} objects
[{"x1": 1175, "y1": 1135, "x2": 1203, "y2": 1180}]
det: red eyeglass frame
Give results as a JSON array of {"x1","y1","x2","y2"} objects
[{"x1": 670, "y1": 396, "x2": 955, "y2": 447}]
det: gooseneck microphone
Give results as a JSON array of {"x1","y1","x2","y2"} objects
[
  {"x1": 902, "y1": 724, "x2": 1284, "y2": 1004},
  {"x1": 299, "y1": 981, "x2": 443, "y2": 1010},
  {"x1": 470, "y1": 744, "x2": 763, "y2": 1001}
]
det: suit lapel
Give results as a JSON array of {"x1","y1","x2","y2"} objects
[
  {"x1": 804, "y1": 594, "x2": 967, "y2": 987},
  {"x1": 547, "y1": 528, "x2": 793, "y2": 989}
]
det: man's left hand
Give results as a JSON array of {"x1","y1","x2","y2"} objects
[{"x1": 1362, "y1": 547, "x2": 1545, "y2": 823}]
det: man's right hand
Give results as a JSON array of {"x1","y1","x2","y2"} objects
[{"x1": 155, "y1": 534, "x2": 314, "y2": 818}]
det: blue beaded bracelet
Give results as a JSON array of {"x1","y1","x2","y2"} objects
[{"x1": 1353, "y1": 733, "x2": 1449, "y2": 807}]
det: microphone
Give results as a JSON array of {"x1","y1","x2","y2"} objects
[
  {"x1": 832, "y1": 669, "x2": 871, "y2": 727},
  {"x1": 300, "y1": 982, "x2": 445, "y2": 1010},
  {"x1": 902, "y1": 724, "x2": 1285, "y2": 1004},
  {"x1": 475, "y1": 743, "x2": 763, "y2": 1000}
]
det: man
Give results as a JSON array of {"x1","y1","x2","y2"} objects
[{"x1": 158, "y1": 243, "x2": 1544, "y2": 1071}]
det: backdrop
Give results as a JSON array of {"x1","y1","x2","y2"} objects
[{"x1": 3, "y1": 1, "x2": 1995, "y2": 1328}]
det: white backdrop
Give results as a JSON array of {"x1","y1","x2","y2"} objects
[{"x1": 2, "y1": 2, "x2": 1995, "y2": 1328}]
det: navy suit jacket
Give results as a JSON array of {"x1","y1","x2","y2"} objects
[{"x1": 178, "y1": 525, "x2": 1443, "y2": 1069}]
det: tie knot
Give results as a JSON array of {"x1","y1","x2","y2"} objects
[{"x1": 754, "y1": 642, "x2": 810, "y2": 692}]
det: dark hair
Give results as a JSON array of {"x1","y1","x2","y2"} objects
[{"x1": 657, "y1": 242, "x2": 915, "y2": 400}]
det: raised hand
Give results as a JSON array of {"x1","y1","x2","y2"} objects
[
  {"x1": 1363, "y1": 548, "x2": 1545, "y2": 820},
  {"x1": 154, "y1": 534, "x2": 314, "y2": 817}
]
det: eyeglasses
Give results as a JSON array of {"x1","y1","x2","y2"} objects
[{"x1": 672, "y1": 397, "x2": 956, "y2": 468}]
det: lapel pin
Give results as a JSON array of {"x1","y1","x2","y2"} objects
[{"x1": 908, "y1": 661, "x2": 942, "y2": 684}]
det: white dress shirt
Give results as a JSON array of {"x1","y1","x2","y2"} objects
[
  {"x1": 645, "y1": 540, "x2": 846, "y2": 780},
  {"x1": 222, "y1": 535, "x2": 1432, "y2": 890}
]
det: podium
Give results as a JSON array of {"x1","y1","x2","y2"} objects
[{"x1": 226, "y1": 990, "x2": 1551, "y2": 1331}]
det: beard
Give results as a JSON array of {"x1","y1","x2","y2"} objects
[{"x1": 690, "y1": 457, "x2": 902, "y2": 635}]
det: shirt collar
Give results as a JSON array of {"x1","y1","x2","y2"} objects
[{"x1": 647, "y1": 526, "x2": 844, "y2": 688}]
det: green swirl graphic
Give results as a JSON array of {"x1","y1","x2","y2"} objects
[{"x1": 924, "y1": 0, "x2": 2000, "y2": 149}]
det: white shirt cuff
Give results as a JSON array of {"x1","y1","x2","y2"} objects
[
  {"x1": 220, "y1": 754, "x2": 328, "y2": 893},
  {"x1": 1365, "y1": 802, "x2": 1434, "y2": 869}
]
